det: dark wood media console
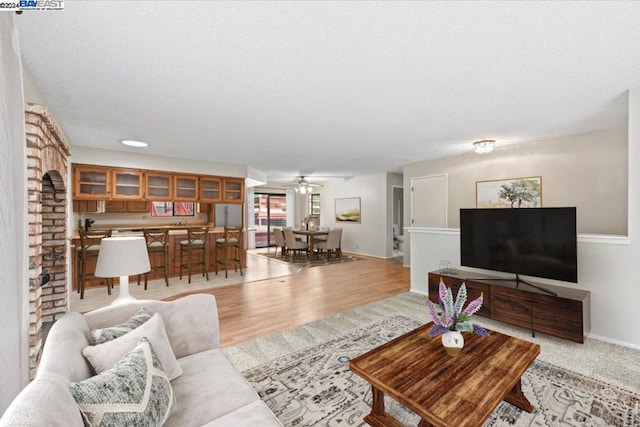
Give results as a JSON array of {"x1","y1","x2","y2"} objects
[{"x1": 428, "y1": 272, "x2": 590, "y2": 343}]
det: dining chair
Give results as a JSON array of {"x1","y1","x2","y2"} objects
[
  {"x1": 272, "y1": 228, "x2": 287, "y2": 258},
  {"x1": 313, "y1": 227, "x2": 330, "y2": 245},
  {"x1": 215, "y1": 226, "x2": 243, "y2": 278},
  {"x1": 316, "y1": 227, "x2": 342, "y2": 260},
  {"x1": 283, "y1": 228, "x2": 308, "y2": 260},
  {"x1": 77, "y1": 228, "x2": 113, "y2": 299},
  {"x1": 179, "y1": 227, "x2": 209, "y2": 283}
]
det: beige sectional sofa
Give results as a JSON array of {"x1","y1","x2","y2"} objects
[{"x1": 0, "y1": 294, "x2": 282, "y2": 426}]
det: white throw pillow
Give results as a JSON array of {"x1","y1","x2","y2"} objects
[
  {"x1": 70, "y1": 337, "x2": 176, "y2": 427},
  {"x1": 83, "y1": 313, "x2": 182, "y2": 381}
]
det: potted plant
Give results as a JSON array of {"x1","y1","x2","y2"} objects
[{"x1": 427, "y1": 278, "x2": 488, "y2": 356}]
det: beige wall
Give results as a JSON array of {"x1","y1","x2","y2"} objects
[{"x1": 404, "y1": 127, "x2": 628, "y2": 235}]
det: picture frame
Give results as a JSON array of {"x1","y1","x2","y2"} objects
[
  {"x1": 476, "y1": 176, "x2": 542, "y2": 208},
  {"x1": 335, "y1": 197, "x2": 361, "y2": 223}
]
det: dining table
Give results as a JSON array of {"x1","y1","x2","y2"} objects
[{"x1": 293, "y1": 229, "x2": 329, "y2": 261}]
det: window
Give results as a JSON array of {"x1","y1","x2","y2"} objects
[
  {"x1": 150, "y1": 202, "x2": 195, "y2": 217},
  {"x1": 309, "y1": 193, "x2": 320, "y2": 215}
]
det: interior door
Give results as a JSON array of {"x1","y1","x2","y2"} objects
[{"x1": 411, "y1": 174, "x2": 447, "y2": 228}]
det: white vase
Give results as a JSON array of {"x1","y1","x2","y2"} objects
[{"x1": 441, "y1": 330, "x2": 464, "y2": 356}]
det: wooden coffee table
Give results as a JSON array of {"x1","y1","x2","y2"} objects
[{"x1": 349, "y1": 323, "x2": 540, "y2": 427}]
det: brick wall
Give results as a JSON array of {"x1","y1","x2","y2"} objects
[{"x1": 25, "y1": 103, "x2": 70, "y2": 378}]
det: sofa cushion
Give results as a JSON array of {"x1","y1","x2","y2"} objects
[
  {"x1": 69, "y1": 338, "x2": 176, "y2": 427},
  {"x1": 83, "y1": 313, "x2": 182, "y2": 381},
  {"x1": 201, "y1": 400, "x2": 283, "y2": 426},
  {"x1": 90, "y1": 307, "x2": 152, "y2": 344},
  {"x1": 164, "y1": 349, "x2": 259, "y2": 427}
]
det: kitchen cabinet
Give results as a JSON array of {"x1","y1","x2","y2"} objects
[
  {"x1": 73, "y1": 165, "x2": 110, "y2": 199},
  {"x1": 105, "y1": 200, "x2": 150, "y2": 213},
  {"x1": 105, "y1": 201, "x2": 127, "y2": 213},
  {"x1": 200, "y1": 177, "x2": 222, "y2": 202},
  {"x1": 173, "y1": 175, "x2": 198, "y2": 201},
  {"x1": 223, "y1": 178, "x2": 244, "y2": 203},
  {"x1": 73, "y1": 163, "x2": 244, "y2": 204},
  {"x1": 111, "y1": 168, "x2": 144, "y2": 199},
  {"x1": 72, "y1": 200, "x2": 99, "y2": 213},
  {"x1": 127, "y1": 201, "x2": 150, "y2": 212},
  {"x1": 145, "y1": 172, "x2": 172, "y2": 200}
]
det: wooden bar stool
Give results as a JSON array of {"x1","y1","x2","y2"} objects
[
  {"x1": 137, "y1": 229, "x2": 170, "y2": 289},
  {"x1": 215, "y1": 226, "x2": 243, "y2": 278},
  {"x1": 179, "y1": 227, "x2": 209, "y2": 284},
  {"x1": 77, "y1": 228, "x2": 112, "y2": 299}
]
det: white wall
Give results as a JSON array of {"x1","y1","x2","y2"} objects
[
  {"x1": 319, "y1": 173, "x2": 397, "y2": 258},
  {"x1": 409, "y1": 86, "x2": 640, "y2": 349},
  {"x1": 0, "y1": 15, "x2": 30, "y2": 413}
]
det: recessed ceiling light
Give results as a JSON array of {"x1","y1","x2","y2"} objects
[{"x1": 121, "y1": 140, "x2": 148, "y2": 147}]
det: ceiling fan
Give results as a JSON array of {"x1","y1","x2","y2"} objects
[{"x1": 283, "y1": 176, "x2": 323, "y2": 194}]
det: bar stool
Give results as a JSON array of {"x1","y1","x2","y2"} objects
[
  {"x1": 137, "y1": 229, "x2": 170, "y2": 289},
  {"x1": 77, "y1": 228, "x2": 112, "y2": 299},
  {"x1": 215, "y1": 226, "x2": 243, "y2": 278},
  {"x1": 179, "y1": 227, "x2": 209, "y2": 284}
]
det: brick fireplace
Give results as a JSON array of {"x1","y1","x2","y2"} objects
[{"x1": 25, "y1": 103, "x2": 70, "y2": 378}]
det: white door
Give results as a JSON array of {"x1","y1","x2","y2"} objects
[{"x1": 411, "y1": 174, "x2": 447, "y2": 227}]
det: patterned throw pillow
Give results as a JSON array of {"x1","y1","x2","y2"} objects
[
  {"x1": 69, "y1": 337, "x2": 176, "y2": 427},
  {"x1": 91, "y1": 307, "x2": 152, "y2": 344},
  {"x1": 83, "y1": 313, "x2": 183, "y2": 381}
]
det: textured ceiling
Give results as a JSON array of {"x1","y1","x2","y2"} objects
[{"x1": 17, "y1": 1, "x2": 640, "y2": 184}]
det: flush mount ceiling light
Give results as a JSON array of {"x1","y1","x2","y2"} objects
[
  {"x1": 473, "y1": 139, "x2": 495, "y2": 154},
  {"x1": 121, "y1": 139, "x2": 148, "y2": 147}
]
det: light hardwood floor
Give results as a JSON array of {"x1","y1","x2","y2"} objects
[{"x1": 166, "y1": 255, "x2": 409, "y2": 347}]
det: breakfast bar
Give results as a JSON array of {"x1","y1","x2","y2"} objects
[{"x1": 71, "y1": 225, "x2": 247, "y2": 293}]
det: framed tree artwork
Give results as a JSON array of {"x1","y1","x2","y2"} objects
[{"x1": 476, "y1": 176, "x2": 542, "y2": 208}]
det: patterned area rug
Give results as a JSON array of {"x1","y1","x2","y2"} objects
[
  {"x1": 257, "y1": 251, "x2": 361, "y2": 268},
  {"x1": 235, "y1": 315, "x2": 640, "y2": 427}
]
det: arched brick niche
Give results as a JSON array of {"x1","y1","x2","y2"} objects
[{"x1": 25, "y1": 103, "x2": 70, "y2": 378}]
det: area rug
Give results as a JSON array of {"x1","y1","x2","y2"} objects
[
  {"x1": 257, "y1": 251, "x2": 361, "y2": 268},
  {"x1": 229, "y1": 315, "x2": 640, "y2": 427}
]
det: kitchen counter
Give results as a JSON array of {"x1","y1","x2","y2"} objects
[
  {"x1": 72, "y1": 224, "x2": 242, "y2": 239},
  {"x1": 71, "y1": 224, "x2": 247, "y2": 292}
]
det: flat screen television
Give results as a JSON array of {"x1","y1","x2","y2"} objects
[{"x1": 460, "y1": 207, "x2": 578, "y2": 283}]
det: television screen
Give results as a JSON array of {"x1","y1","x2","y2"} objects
[{"x1": 460, "y1": 207, "x2": 577, "y2": 283}]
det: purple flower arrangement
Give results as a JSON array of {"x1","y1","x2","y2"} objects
[{"x1": 427, "y1": 278, "x2": 488, "y2": 337}]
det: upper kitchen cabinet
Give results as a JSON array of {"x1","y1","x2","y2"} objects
[
  {"x1": 73, "y1": 165, "x2": 110, "y2": 199},
  {"x1": 145, "y1": 172, "x2": 173, "y2": 200},
  {"x1": 223, "y1": 178, "x2": 244, "y2": 203},
  {"x1": 173, "y1": 174, "x2": 198, "y2": 201},
  {"x1": 111, "y1": 168, "x2": 144, "y2": 199},
  {"x1": 200, "y1": 176, "x2": 222, "y2": 203}
]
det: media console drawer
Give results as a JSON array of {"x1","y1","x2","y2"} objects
[{"x1": 428, "y1": 272, "x2": 590, "y2": 343}]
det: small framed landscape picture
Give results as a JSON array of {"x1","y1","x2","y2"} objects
[
  {"x1": 335, "y1": 197, "x2": 361, "y2": 223},
  {"x1": 476, "y1": 176, "x2": 542, "y2": 208}
]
